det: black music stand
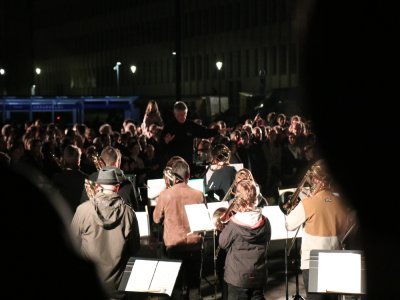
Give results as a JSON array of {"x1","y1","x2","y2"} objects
[
  {"x1": 287, "y1": 228, "x2": 304, "y2": 300},
  {"x1": 185, "y1": 203, "x2": 227, "y2": 299},
  {"x1": 119, "y1": 257, "x2": 182, "y2": 298},
  {"x1": 261, "y1": 206, "x2": 305, "y2": 300},
  {"x1": 309, "y1": 250, "x2": 366, "y2": 299}
]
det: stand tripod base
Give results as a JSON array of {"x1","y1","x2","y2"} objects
[{"x1": 292, "y1": 295, "x2": 305, "y2": 300}]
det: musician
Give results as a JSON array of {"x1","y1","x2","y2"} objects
[
  {"x1": 285, "y1": 159, "x2": 356, "y2": 300},
  {"x1": 205, "y1": 144, "x2": 236, "y2": 202},
  {"x1": 88, "y1": 146, "x2": 139, "y2": 210},
  {"x1": 71, "y1": 168, "x2": 140, "y2": 296},
  {"x1": 233, "y1": 168, "x2": 269, "y2": 208},
  {"x1": 219, "y1": 179, "x2": 271, "y2": 300},
  {"x1": 153, "y1": 158, "x2": 205, "y2": 300}
]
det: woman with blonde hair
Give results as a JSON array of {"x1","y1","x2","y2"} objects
[{"x1": 141, "y1": 99, "x2": 164, "y2": 136}]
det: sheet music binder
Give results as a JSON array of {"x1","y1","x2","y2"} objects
[
  {"x1": 309, "y1": 250, "x2": 366, "y2": 295},
  {"x1": 118, "y1": 257, "x2": 182, "y2": 297}
]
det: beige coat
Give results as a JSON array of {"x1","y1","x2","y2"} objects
[{"x1": 153, "y1": 182, "x2": 205, "y2": 250}]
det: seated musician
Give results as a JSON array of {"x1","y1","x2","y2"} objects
[{"x1": 205, "y1": 144, "x2": 237, "y2": 202}]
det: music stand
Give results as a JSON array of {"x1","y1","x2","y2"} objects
[
  {"x1": 185, "y1": 203, "x2": 226, "y2": 299},
  {"x1": 119, "y1": 257, "x2": 182, "y2": 297},
  {"x1": 309, "y1": 250, "x2": 366, "y2": 299},
  {"x1": 135, "y1": 205, "x2": 152, "y2": 246},
  {"x1": 147, "y1": 178, "x2": 206, "y2": 206},
  {"x1": 262, "y1": 206, "x2": 304, "y2": 300}
]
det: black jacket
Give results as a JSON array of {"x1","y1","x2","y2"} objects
[
  {"x1": 161, "y1": 118, "x2": 218, "y2": 165},
  {"x1": 219, "y1": 211, "x2": 271, "y2": 288}
]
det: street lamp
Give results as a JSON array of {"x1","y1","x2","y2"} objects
[
  {"x1": 113, "y1": 61, "x2": 121, "y2": 95},
  {"x1": 130, "y1": 65, "x2": 137, "y2": 74},
  {"x1": 32, "y1": 67, "x2": 42, "y2": 96},
  {"x1": 130, "y1": 65, "x2": 137, "y2": 95},
  {"x1": 0, "y1": 68, "x2": 5, "y2": 96},
  {"x1": 216, "y1": 61, "x2": 223, "y2": 114}
]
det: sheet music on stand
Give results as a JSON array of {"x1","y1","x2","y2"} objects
[
  {"x1": 261, "y1": 206, "x2": 303, "y2": 240},
  {"x1": 309, "y1": 250, "x2": 366, "y2": 295},
  {"x1": 185, "y1": 203, "x2": 215, "y2": 232},
  {"x1": 119, "y1": 257, "x2": 182, "y2": 297},
  {"x1": 135, "y1": 205, "x2": 150, "y2": 237},
  {"x1": 147, "y1": 178, "x2": 206, "y2": 206}
]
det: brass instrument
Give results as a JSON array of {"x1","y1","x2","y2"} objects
[
  {"x1": 279, "y1": 169, "x2": 312, "y2": 215},
  {"x1": 212, "y1": 196, "x2": 248, "y2": 231},
  {"x1": 91, "y1": 153, "x2": 106, "y2": 171},
  {"x1": 211, "y1": 144, "x2": 231, "y2": 165},
  {"x1": 163, "y1": 166, "x2": 176, "y2": 189},
  {"x1": 163, "y1": 156, "x2": 186, "y2": 188},
  {"x1": 84, "y1": 178, "x2": 98, "y2": 200}
]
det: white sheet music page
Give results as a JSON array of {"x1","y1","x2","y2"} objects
[
  {"x1": 317, "y1": 252, "x2": 361, "y2": 293},
  {"x1": 188, "y1": 178, "x2": 206, "y2": 194},
  {"x1": 185, "y1": 203, "x2": 214, "y2": 232},
  {"x1": 125, "y1": 259, "x2": 158, "y2": 292},
  {"x1": 135, "y1": 211, "x2": 150, "y2": 237},
  {"x1": 149, "y1": 261, "x2": 181, "y2": 296},
  {"x1": 261, "y1": 206, "x2": 303, "y2": 240},
  {"x1": 147, "y1": 179, "x2": 166, "y2": 200}
]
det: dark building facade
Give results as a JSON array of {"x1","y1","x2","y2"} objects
[{"x1": 1, "y1": 0, "x2": 304, "y2": 116}]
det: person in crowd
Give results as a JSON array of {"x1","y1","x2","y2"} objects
[
  {"x1": 285, "y1": 159, "x2": 357, "y2": 300},
  {"x1": 161, "y1": 101, "x2": 220, "y2": 169},
  {"x1": 53, "y1": 144, "x2": 88, "y2": 215},
  {"x1": 141, "y1": 99, "x2": 164, "y2": 136},
  {"x1": 153, "y1": 158, "x2": 204, "y2": 300},
  {"x1": 71, "y1": 167, "x2": 140, "y2": 295},
  {"x1": 219, "y1": 179, "x2": 271, "y2": 300},
  {"x1": 21, "y1": 138, "x2": 44, "y2": 172},
  {"x1": 89, "y1": 146, "x2": 139, "y2": 210}
]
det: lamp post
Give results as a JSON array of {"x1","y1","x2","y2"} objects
[
  {"x1": 130, "y1": 65, "x2": 137, "y2": 95},
  {"x1": 113, "y1": 62, "x2": 121, "y2": 95},
  {"x1": 0, "y1": 68, "x2": 5, "y2": 96},
  {"x1": 32, "y1": 67, "x2": 41, "y2": 96},
  {"x1": 216, "y1": 61, "x2": 223, "y2": 114}
]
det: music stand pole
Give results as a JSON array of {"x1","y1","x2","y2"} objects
[
  {"x1": 285, "y1": 236, "x2": 289, "y2": 300},
  {"x1": 213, "y1": 229, "x2": 218, "y2": 299},
  {"x1": 288, "y1": 227, "x2": 304, "y2": 300}
]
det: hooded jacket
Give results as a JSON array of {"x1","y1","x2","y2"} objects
[
  {"x1": 71, "y1": 192, "x2": 140, "y2": 291},
  {"x1": 219, "y1": 209, "x2": 271, "y2": 288}
]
